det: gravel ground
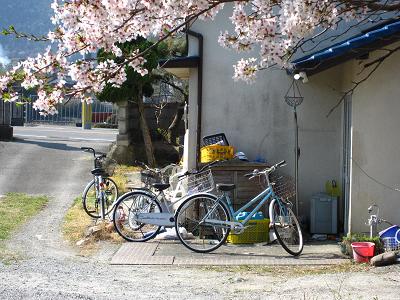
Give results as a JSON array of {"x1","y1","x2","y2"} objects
[
  {"x1": 0, "y1": 255, "x2": 399, "y2": 299},
  {"x1": 1, "y1": 186, "x2": 399, "y2": 300}
]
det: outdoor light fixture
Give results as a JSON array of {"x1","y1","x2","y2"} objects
[
  {"x1": 293, "y1": 71, "x2": 308, "y2": 83},
  {"x1": 284, "y1": 79, "x2": 304, "y2": 217}
]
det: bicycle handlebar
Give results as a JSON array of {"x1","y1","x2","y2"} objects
[
  {"x1": 135, "y1": 160, "x2": 159, "y2": 173},
  {"x1": 82, "y1": 147, "x2": 108, "y2": 169},
  {"x1": 81, "y1": 147, "x2": 96, "y2": 157},
  {"x1": 199, "y1": 160, "x2": 221, "y2": 172},
  {"x1": 177, "y1": 160, "x2": 222, "y2": 180},
  {"x1": 244, "y1": 160, "x2": 286, "y2": 179}
]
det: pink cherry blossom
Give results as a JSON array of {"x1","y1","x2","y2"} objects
[{"x1": 0, "y1": 1, "x2": 386, "y2": 114}]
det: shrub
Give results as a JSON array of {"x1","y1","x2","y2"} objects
[{"x1": 340, "y1": 234, "x2": 384, "y2": 257}]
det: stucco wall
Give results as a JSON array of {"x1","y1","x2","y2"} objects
[
  {"x1": 348, "y1": 43, "x2": 400, "y2": 233},
  {"x1": 188, "y1": 6, "x2": 344, "y2": 225}
]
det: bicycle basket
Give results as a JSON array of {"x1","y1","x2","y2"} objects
[
  {"x1": 141, "y1": 170, "x2": 168, "y2": 185},
  {"x1": 95, "y1": 157, "x2": 106, "y2": 169},
  {"x1": 184, "y1": 169, "x2": 215, "y2": 194},
  {"x1": 140, "y1": 170, "x2": 158, "y2": 185},
  {"x1": 382, "y1": 237, "x2": 400, "y2": 252},
  {"x1": 262, "y1": 171, "x2": 295, "y2": 201}
]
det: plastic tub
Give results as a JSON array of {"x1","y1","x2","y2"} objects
[
  {"x1": 379, "y1": 225, "x2": 400, "y2": 242},
  {"x1": 351, "y1": 242, "x2": 375, "y2": 263}
]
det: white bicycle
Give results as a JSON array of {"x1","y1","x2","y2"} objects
[{"x1": 112, "y1": 161, "x2": 219, "y2": 242}]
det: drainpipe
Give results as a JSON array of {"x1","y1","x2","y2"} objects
[{"x1": 185, "y1": 29, "x2": 203, "y2": 168}]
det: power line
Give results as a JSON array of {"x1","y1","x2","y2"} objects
[{"x1": 352, "y1": 158, "x2": 400, "y2": 192}]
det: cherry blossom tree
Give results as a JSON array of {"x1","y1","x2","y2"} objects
[
  {"x1": 96, "y1": 38, "x2": 169, "y2": 166},
  {"x1": 1, "y1": 1, "x2": 399, "y2": 115}
]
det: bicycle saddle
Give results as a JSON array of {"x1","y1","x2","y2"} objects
[
  {"x1": 91, "y1": 168, "x2": 107, "y2": 176},
  {"x1": 216, "y1": 183, "x2": 236, "y2": 192},
  {"x1": 152, "y1": 183, "x2": 170, "y2": 191}
]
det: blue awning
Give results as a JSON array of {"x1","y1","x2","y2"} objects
[{"x1": 292, "y1": 20, "x2": 400, "y2": 74}]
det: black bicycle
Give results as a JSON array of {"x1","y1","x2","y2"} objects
[{"x1": 81, "y1": 147, "x2": 118, "y2": 219}]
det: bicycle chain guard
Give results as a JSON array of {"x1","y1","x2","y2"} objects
[{"x1": 232, "y1": 221, "x2": 245, "y2": 234}]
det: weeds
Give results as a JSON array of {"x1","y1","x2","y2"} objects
[
  {"x1": 62, "y1": 197, "x2": 122, "y2": 255},
  {"x1": 200, "y1": 263, "x2": 370, "y2": 278},
  {"x1": 0, "y1": 193, "x2": 48, "y2": 262}
]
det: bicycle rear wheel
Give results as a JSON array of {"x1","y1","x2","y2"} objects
[
  {"x1": 82, "y1": 177, "x2": 118, "y2": 218},
  {"x1": 113, "y1": 191, "x2": 162, "y2": 242},
  {"x1": 175, "y1": 194, "x2": 231, "y2": 253},
  {"x1": 270, "y1": 199, "x2": 303, "y2": 256}
]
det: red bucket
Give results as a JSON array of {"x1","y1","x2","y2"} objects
[{"x1": 351, "y1": 242, "x2": 375, "y2": 263}]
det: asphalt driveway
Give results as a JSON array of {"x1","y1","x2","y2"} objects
[{"x1": 0, "y1": 125, "x2": 117, "y2": 196}]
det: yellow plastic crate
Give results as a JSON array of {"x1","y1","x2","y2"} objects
[
  {"x1": 227, "y1": 219, "x2": 270, "y2": 244},
  {"x1": 200, "y1": 145, "x2": 234, "y2": 163}
]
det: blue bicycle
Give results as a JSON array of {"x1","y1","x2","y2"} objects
[{"x1": 174, "y1": 160, "x2": 304, "y2": 256}]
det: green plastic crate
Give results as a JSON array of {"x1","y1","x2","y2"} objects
[{"x1": 227, "y1": 218, "x2": 270, "y2": 244}]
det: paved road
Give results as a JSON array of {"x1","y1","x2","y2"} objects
[{"x1": 0, "y1": 125, "x2": 118, "y2": 196}]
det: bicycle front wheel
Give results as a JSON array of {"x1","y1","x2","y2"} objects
[
  {"x1": 113, "y1": 191, "x2": 162, "y2": 242},
  {"x1": 82, "y1": 177, "x2": 119, "y2": 218},
  {"x1": 175, "y1": 194, "x2": 231, "y2": 253},
  {"x1": 270, "y1": 199, "x2": 303, "y2": 256}
]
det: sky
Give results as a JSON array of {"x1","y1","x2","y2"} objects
[{"x1": 0, "y1": 0, "x2": 53, "y2": 65}]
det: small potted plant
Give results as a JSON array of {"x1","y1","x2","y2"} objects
[{"x1": 340, "y1": 234, "x2": 384, "y2": 258}]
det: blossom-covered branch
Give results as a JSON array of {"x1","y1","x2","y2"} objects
[{"x1": 0, "y1": 0, "x2": 399, "y2": 114}]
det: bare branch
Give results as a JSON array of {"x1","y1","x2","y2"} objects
[{"x1": 326, "y1": 44, "x2": 400, "y2": 117}]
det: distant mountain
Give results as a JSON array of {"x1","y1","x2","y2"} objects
[{"x1": 0, "y1": 0, "x2": 53, "y2": 63}]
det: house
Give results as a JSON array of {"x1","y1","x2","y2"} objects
[
  {"x1": 293, "y1": 19, "x2": 400, "y2": 233},
  {"x1": 161, "y1": 6, "x2": 400, "y2": 235}
]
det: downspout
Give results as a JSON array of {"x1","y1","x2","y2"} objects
[{"x1": 185, "y1": 29, "x2": 203, "y2": 168}]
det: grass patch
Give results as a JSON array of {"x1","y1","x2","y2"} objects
[
  {"x1": 115, "y1": 165, "x2": 142, "y2": 174},
  {"x1": 0, "y1": 193, "x2": 48, "y2": 241},
  {"x1": 200, "y1": 263, "x2": 370, "y2": 277},
  {"x1": 112, "y1": 165, "x2": 142, "y2": 193},
  {"x1": 0, "y1": 193, "x2": 48, "y2": 262},
  {"x1": 62, "y1": 197, "x2": 123, "y2": 255}
]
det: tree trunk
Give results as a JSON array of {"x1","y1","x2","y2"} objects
[
  {"x1": 136, "y1": 88, "x2": 156, "y2": 167},
  {"x1": 168, "y1": 102, "x2": 184, "y2": 145}
]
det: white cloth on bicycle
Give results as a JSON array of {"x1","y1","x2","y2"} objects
[{"x1": 155, "y1": 227, "x2": 194, "y2": 240}]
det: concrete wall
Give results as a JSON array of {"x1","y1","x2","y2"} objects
[
  {"x1": 117, "y1": 101, "x2": 182, "y2": 144},
  {"x1": 187, "y1": 5, "x2": 344, "y2": 224},
  {"x1": 347, "y1": 43, "x2": 400, "y2": 233}
]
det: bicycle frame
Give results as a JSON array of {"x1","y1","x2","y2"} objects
[
  {"x1": 133, "y1": 188, "x2": 195, "y2": 227},
  {"x1": 117, "y1": 161, "x2": 225, "y2": 227},
  {"x1": 94, "y1": 174, "x2": 106, "y2": 219},
  {"x1": 119, "y1": 167, "x2": 203, "y2": 227},
  {"x1": 229, "y1": 185, "x2": 274, "y2": 224},
  {"x1": 197, "y1": 183, "x2": 287, "y2": 232}
]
